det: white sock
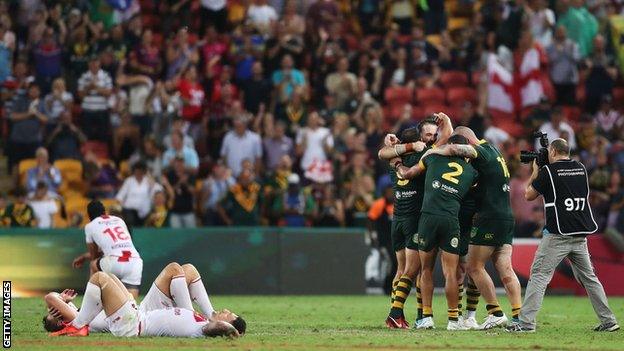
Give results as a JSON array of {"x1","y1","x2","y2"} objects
[
  {"x1": 466, "y1": 310, "x2": 476, "y2": 319},
  {"x1": 73, "y1": 282, "x2": 103, "y2": 328},
  {"x1": 188, "y1": 278, "x2": 214, "y2": 316},
  {"x1": 170, "y1": 276, "x2": 193, "y2": 311}
]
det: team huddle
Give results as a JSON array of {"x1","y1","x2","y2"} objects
[
  {"x1": 43, "y1": 200, "x2": 246, "y2": 339},
  {"x1": 378, "y1": 113, "x2": 522, "y2": 331}
]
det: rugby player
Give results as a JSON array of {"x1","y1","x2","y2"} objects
[
  {"x1": 43, "y1": 262, "x2": 239, "y2": 334},
  {"x1": 49, "y1": 270, "x2": 245, "y2": 338},
  {"x1": 422, "y1": 126, "x2": 522, "y2": 329},
  {"x1": 377, "y1": 115, "x2": 452, "y2": 328},
  {"x1": 395, "y1": 134, "x2": 478, "y2": 330},
  {"x1": 72, "y1": 200, "x2": 143, "y2": 298}
]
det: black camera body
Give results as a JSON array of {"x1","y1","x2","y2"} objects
[{"x1": 520, "y1": 132, "x2": 549, "y2": 167}]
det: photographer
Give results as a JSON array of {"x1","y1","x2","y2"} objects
[{"x1": 508, "y1": 139, "x2": 619, "y2": 332}]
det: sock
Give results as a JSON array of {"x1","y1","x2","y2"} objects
[
  {"x1": 512, "y1": 304, "x2": 522, "y2": 319},
  {"x1": 416, "y1": 279, "x2": 423, "y2": 320},
  {"x1": 188, "y1": 278, "x2": 215, "y2": 316},
  {"x1": 458, "y1": 283, "x2": 464, "y2": 317},
  {"x1": 170, "y1": 275, "x2": 193, "y2": 311},
  {"x1": 486, "y1": 303, "x2": 504, "y2": 317},
  {"x1": 466, "y1": 282, "x2": 480, "y2": 319},
  {"x1": 448, "y1": 308, "x2": 459, "y2": 322},
  {"x1": 423, "y1": 306, "x2": 433, "y2": 318},
  {"x1": 73, "y1": 282, "x2": 103, "y2": 328},
  {"x1": 390, "y1": 279, "x2": 399, "y2": 303},
  {"x1": 389, "y1": 275, "x2": 413, "y2": 319}
]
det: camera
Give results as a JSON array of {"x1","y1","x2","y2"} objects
[{"x1": 520, "y1": 132, "x2": 549, "y2": 167}]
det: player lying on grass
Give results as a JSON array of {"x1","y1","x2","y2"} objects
[{"x1": 43, "y1": 262, "x2": 246, "y2": 337}]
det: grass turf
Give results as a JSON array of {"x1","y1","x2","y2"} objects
[{"x1": 11, "y1": 295, "x2": 624, "y2": 350}]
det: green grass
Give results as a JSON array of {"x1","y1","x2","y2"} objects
[{"x1": 11, "y1": 295, "x2": 624, "y2": 350}]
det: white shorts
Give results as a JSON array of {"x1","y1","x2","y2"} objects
[
  {"x1": 90, "y1": 311, "x2": 109, "y2": 333},
  {"x1": 141, "y1": 307, "x2": 206, "y2": 338},
  {"x1": 105, "y1": 300, "x2": 141, "y2": 337},
  {"x1": 139, "y1": 283, "x2": 174, "y2": 314},
  {"x1": 98, "y1": 256, "x2": 143, "y2": 287}
]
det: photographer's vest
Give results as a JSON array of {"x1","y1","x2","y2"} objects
[{"x1": 542, "y1": 160, "x2": 598, "y2": 235}]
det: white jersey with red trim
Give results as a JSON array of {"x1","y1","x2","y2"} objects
[
  {"x1": 141, "y1": 307, "x2": 207, "y2": 338},
  {"x1": 85, "y1": 215, "x2": 140, "y2": 258}
]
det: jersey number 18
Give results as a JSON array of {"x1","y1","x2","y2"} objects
[{"x1": 103, "y1": 226, "x2": 129, "y2": 242}]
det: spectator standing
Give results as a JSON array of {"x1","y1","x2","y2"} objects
[
  {"x1": 306, "y1": 0, "x2": 340, "y2": 33},
  {"x1": 272, "y1": 54, "x2": 306, "y2": 105},
  {"x1": 272, "y1": 173, "x2": 316, "y2": 226},
  {"x1": 7, "y1": 83, "x2": 47, "y2": 171},
  {"x1": 325, "y1": 56, "x2": 358, "y2": 111},
  {"x1": 129, "y1": 137, "x2": 164, "y2": 178},
  {"x1": 4, "y1": 187, "x2": 36, "y2": 227},
  {"x1": 115, "y1": 161, "x2": 162, "y2": 227},
  {"x1": 77, "y1": 56, "x2": 113, "y2": 142},
  {"x1": 176, "y1": 65, "x2": 205, "y2": 141},
  {"x1": 547, "y1": 26, "x2": 581, "y2": 106},
  {"x1": 263, "y1": 120, "x2": 294, "y2": 172},
  {"x1": 247, "y1": 0, "x2": 279, "y2": 35},
  {"x1": 46, "y1": 111, "x2": 86, "y2": 161},
  {"x1": 536, "y1": 106, "x2": 577, "y2": 151},
  {"x1": 557, "y1": 0, "x2": 598, "y2": 58},
  {"x1": 144, "y1": 190, "x2": 172, "y2": 228},
  {"x1": 42, "y1": 78, "x2": 73, "y2": 133},
  {"x1": 0, "y1": 23, "x2": 14, "y2": 84},
  {"x1": 595, "y1": 95, "x2": 623, "y2": 139},
  {"x1": 220, "y1": 115, "x2": 263, "y2": 177},
  {"x1": 296, "y1": 111, "x2": 334, "y2": 182},
  {"x1": 28, "y1": 181, "x2": 57, "y2": 229},
  {"x1": 241, "y1": 62, "x2": 271, "y2": 115},
  {"x1": 585, "y1": 34, "x2": 618, "y2": 114},
  {"x1": 163, "y1": 157, "x2": 197, "y2": 228},
  {"x1": 200, "y1": 0, "x2": 228, "y2": 33},
  {"x1": 163, "y1": 130, "x2": 200, "y2": 173},
  {"x1": 26, "y1": 147, "x2": 62, "y2": 195},
  {"x1": 32, "y1": 27, "x2": 62, "y2": 94},
  {"x1": 128, "y1": 29, "x2": 162, "y2": 80},
  {"x1": 527, "y1": 0, "x2": 555, "y2": 48},
  {"x1": 200, "y1": 162, "x2": 235, "y2": 225},
  {"x1": 217, "y1": 169, "x2": 263, "y2": 226}
]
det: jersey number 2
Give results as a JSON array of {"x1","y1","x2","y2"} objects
[
  {"x1": 442, "y1": 162, "x2": 463, "y2": 184},
  {"x1": 103, "y1": 226, "x2": 129, "y2": 242}
]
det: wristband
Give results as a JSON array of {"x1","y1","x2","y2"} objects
[
  {"x1": 405, "y1": 143, "x2": 414, "y2": 153},
  {"x1": 393, "y1": 145, "x2": 400, "y2": 157}
]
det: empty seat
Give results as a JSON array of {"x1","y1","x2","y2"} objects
[
  {"x1": 18, "y1": 158, "x2": 37, "y2": 186},
  {"x1": 416, "y1": 87, "x2": 445, "y2": 105},
  {"x1": 384, "y1": 86, "x2": 414, "y2": 105},
  {"x1": 447, "y1": 87, "x2": 477, "y2": 106},
  {"x1": 440, "y1": 70, "x2": 469, "y2": 88}
]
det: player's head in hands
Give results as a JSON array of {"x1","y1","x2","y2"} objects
[
  {"x1": 42, "y1": 314, "x2": 63, "y2": 332},
  {"x1": 87, "y1": 200, "x2": 106, "y2": 221},
  {"x1": 211, "y1": 309, "x2": 246, "y2": 336}
]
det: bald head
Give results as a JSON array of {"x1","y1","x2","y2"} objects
[
  {"x1": 452, "y1": 126, "x2": 479, "y2": 145},
  {"x1": 549, "y1": 138, "x2": 570, "y2": 157}
]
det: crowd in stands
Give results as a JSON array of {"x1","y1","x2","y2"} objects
[{"x1": 1, "y1": 0, "x2": 624, "y2": 238}]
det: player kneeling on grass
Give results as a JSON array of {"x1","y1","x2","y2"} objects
[{"x1": 44, "y1": 263, "x2": 246, "y2": 337}]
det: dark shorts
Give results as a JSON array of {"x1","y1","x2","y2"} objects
[
  {"x1": 417, "y1": 213, "x2": 460, "y2": 254},
  {"x1": 391, "y1": 215, "x2": 420, "y2": 252},
  {"x1": 458, "y1": 210, "x2": 475, "y2": 257},
  {"x1": 470, "y1": 217, "x2": 515, "y2": 247}
]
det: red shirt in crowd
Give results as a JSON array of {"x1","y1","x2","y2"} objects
[{"x1": 178, "y1": 79, "x2": 205, "y2": 122}]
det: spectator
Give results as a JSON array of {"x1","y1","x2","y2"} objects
[
  {"x1": 585, "y1": 34, "x2": 617, "y2": 114},
  {"x1": 536, "y1": 106, "x2": 577, "y2": 150},
  {"x1": 272, "y1": 54, "x2": 306, "y2": 104},
  {"x1": 217, "y1": 168, "x2": 263, "y2": 226},
  {"x1": 386, "y1": 0, "x2": 416, "y2": 35},
  {"x1": 128, "y1": 29, "x2": 162, "y2": 80},
  {"x1": 84, "y1": 151, "x2": 120, "y2": 199},
  {"x1": 422, "y1": 0, "x2": 447, "y2": 35},
  {"x1": 163, "y1": 130, "x2": 200, "y2": 173},
  {"x1": 296, "y1": 111, "x2": 334, "y2": 183},
  {"x1": 272, "y1": 173, "x2": 316, "y2": 226},
  {"x1": 3, "y1": 187, "x2": 36, "y2": 227},
  {"x1": 77, "y1": 56, "x2": 113, "y2": 142},
  {"x1": 112, "y1": 111, "x2": 141, "y2": 163},
  {"x1": 200, "y1": 161, "x2": 235, "y2": 225},
  {"x1": 25, "y1": 147, "x2": 61, "y2": 195},
  {"x1": 547, "y1": 26, "x2": 581, "y2": 106},
  {"x1": 306, "y1": 0, "x2": 340, "y2": 34},
  {"x1": 163, "y1": 118, "x2": 195, "y2": 150},
  {"x1": 263, "y1": 120, "x2": 294, "y2": 172},
  {"x1": 7, "y1": 83, "x2": 47, "y2": 171},
  {"x1": 165, "y1": 27, "x2": 199, "y2": 80},
  {"x1": 144, "y1": 190, "x2": 172, "y2": 228},
  {"x1": 129, "y1": 136, "x2": 164, "y2": 178},
  {"x1": 28, "y1": 181, "x2": 58, "y2": 229},
  {"x1": 46, "y1": 111, "x2": 86, "y2": 161},
  {"x1": 527, "y1": 0, "x2": 555, "y2": 48},
  {"x1": 32, "y1": 27, "x2": 62, "y2": 93},
  {"x1": 175, "y1": 65, "x2": 205, "y2": 140},
  {"x1": 595, "y1": 95, "x2": 623, "y2": 139},
  {"x1": 65, "y1": 26, "x2": 94, "y2": 92},
  {"x1": 483, "y1": 115, "x2": 510, "y2": 148},
  {"x1": 200, "y1": 0, "x2": 228, "y2": 33},
  {"x1": 115, "y1": 161, "x2": 162, "y2": 227},
  {"x1": 247, "y1": 0, "x2": 279, "y2": 35},
  {"x1": 0, "y1": 23, "x2": 14, "y2": 84},
  {"x1": 163, "y1": 156, "x2": 197, "y2": 228},
  {"x1": 325, "y1": 56, "x2": 358, "y2": 110},
  {"x1": 314, "y1": 184, "x2": 345, "y2": 226},
  {"x1": 241, "y1": 62, "x2": 272, "y2": 115},
  {"x1": 220, "y1": 115, "x2": 263, "y2": 177},
  {"x1": 557, "y1": 0, "x2": 598, "y2": 58},
  {"x1": 42, "y1": 78, "x2": 73, "y2": 133}
]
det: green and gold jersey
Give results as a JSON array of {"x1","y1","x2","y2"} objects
[
  {"x1": 420, "y1": 154, "x2": 478, "y2": 218},
  {"x1": 472, "y1": 140, "x2": 514, "y2": 220},
  {"x1": 390, "y1": 150, "x2": 427, "y2": 218}
]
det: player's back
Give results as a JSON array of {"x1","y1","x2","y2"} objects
[
  {"x1": 472, "y1": 141, "x2": 513, "y2": 220},
  {"x1": 142, "y1": 307, "x2": 207, "y2": 337},
  {"x1": 420, "y1": 154, "x2": 477, "y2": 218},
  {"x1": 391, "y1": 150, "x2": 427, "y2": 217},
  {"x1": 85, "y1": 215, "x2": 140, "y2": 258}
]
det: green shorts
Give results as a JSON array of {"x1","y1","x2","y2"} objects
[
  {"x1": 470, "y1": 217, "x2": 515, "y2": 247},
  {"x1": 458, "y1": 209, "x2": 475, "y2": 257},
  {"x1": 391, "y1": 215, "x2": 420, "y2": 252},
  {"x1": 416, "y1": 213, "x2": 460, "y2": 254}
]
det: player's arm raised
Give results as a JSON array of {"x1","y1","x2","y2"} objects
[
  {"x1": 433, "y1": 112, "x2": 453, "y2": 146},
  {"x1": 378, "y1": 141, "x2": 427, "y2": 160}
]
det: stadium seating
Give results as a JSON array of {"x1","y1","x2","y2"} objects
[
  {"x1": 54, "y1": 159, "x2": 85, "y2": 199},
  {"x1": 415, "y1": 87, "x2": 445, "y2": 105},
  {"x1": 384, "y1": 86, "x2": 414, "y2": 105},
  {"x1": 446, "y1": 87, "x2": 477, "y2": 106},
  {"x1": 18, "y1": 158, "x2": 37, "y2": 186},
  {"x1": 440, "y1": 70, "x2": 469, "y2": 88}
]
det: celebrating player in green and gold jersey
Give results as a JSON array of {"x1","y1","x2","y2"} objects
[
  {"x1": 422, "y1": 126, "x2": 522, "y2": 330},
  {"x1": 377, "y1": 114, "x2": 453, "y2": 328},
  {"x1": 395, "y1": 134, "x2": 478, "y2": 331}
]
